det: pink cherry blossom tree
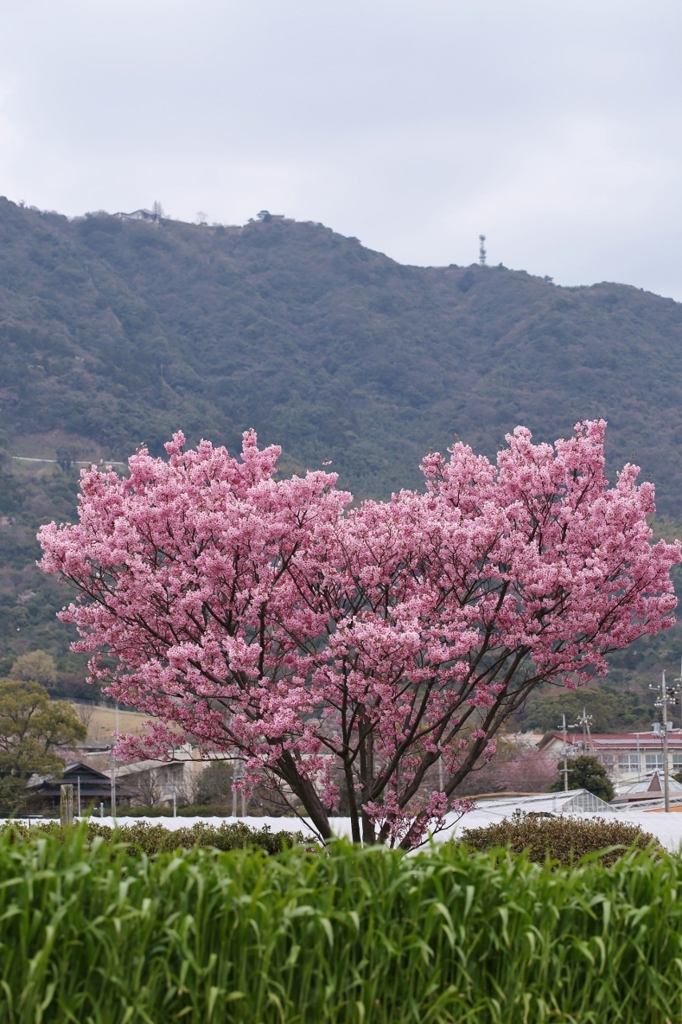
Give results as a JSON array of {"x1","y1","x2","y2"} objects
[{"x1": 39, "y1": 421, "x2": 679, "y2": 847}]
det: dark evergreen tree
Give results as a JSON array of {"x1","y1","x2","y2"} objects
[{"x1": 549, "y1": 756, "x2": 614, "y2": 802}]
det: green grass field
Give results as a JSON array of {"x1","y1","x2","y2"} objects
[{"x1": 0, "y1": 826, "x2": 680, "y2": 1023}]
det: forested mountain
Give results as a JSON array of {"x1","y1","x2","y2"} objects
[
  {"x1": 1, "y1": 197, "x2": 681, "y2": 720},
  {"x1": 4, "y1": 198, "x2": 682, "y2": 504}
]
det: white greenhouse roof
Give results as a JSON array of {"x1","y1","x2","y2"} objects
[{"x1": 622, "y1": 771, "x2": 682, "y2": 796}]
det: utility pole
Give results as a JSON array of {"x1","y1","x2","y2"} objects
[
  {"x1": 675, "y1": 657, "x2": 682, "y2": 728},
  {"x1": 232, "y1": 755, "x2": 238, "y2": 817},
  {"x1": 110, "y1": 702, "x2": 120, "y2": 820},
  {"x1": 571, "y1": 707, "x2": 593, "y2": 753},
  {"x1": 636, "y1": 732, "x2": 641, "y2": 780},
  {"x1": 559, "y1": 714, "x2": 569, "y2": 791},
  {"x1": 650, "y1": 670, "x2": 680, "y2": 813},
  {"x1": 662, "y1": 672, "x2": 670, "y2": 814}
]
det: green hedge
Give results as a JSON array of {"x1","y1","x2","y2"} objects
[
  {"x1": 459, "y1": 811, "x2": 658, "y2": 865},
  {"x1": 0, "y1": 826, "x2": 679, "y2": 1023},
  {"x1": 0, "y1": 819, "x2": 305, "y2": 856}
]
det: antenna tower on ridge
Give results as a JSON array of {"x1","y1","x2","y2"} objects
[{"x1": 479, "y1": 234, "x2": 487, "y2": 266}]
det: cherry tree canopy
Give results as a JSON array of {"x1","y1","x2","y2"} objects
[{"x1": 39, "y1": 421, "x2": 680, "y2": 846}]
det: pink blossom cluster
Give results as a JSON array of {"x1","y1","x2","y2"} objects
[{"x1": 39, "y1": 420, "x2": 680, "y2": 846}]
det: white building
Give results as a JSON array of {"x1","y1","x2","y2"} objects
[
  {"x1": 103, "y1": 746, "x2": 236, "y2": 809},
  {"x1": 539, "y1": 731, "x2": 682, "y2": 792},
  {"x1": 114, "y1": 208, "x2": 160, "y2": 222}
]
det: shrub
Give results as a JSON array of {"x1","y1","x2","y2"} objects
[
  {"x1": 0, "y1": 819, "x2": 306, "y2": 856},
  {"x1": 459, "y1": 811, "x2": 657, "y2": 865}
]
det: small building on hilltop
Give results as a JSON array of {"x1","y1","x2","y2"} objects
[{"x1": 114, "y1": 208, "x2": 160, "y2": 223}]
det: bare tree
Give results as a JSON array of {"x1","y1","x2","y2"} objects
[
  {"x1": 133, "y1": 768, "x2": 164, "y2": 809},
  {"x1": 172, "y1": 765, "x2": 198, "y2": 807},
  {"x1": 74, "y1": 702, "x2": 95, "y2": 733}
]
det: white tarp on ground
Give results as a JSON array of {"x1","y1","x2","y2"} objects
[
  {"x1": 75, "y1": 811, "x2": 682, "y2": 852},
  {"x1": 9, "y1": 790, "x2": 682, "y2": 850}
]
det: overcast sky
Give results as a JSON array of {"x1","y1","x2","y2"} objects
[{"x1": 1, "y1": 0, "x2": 680, "y2": 298}]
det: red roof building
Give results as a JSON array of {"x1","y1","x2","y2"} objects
[{"x1": 539, "y1": 731, "x2": 682, "y2": 793}]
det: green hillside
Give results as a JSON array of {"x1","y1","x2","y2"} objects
[
  {"x1": 3, "y1": 199, "x2": 682, "y2": 503},
  {"x1": 1, "y1": 198, "x2": 681, "y2": 719}
]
